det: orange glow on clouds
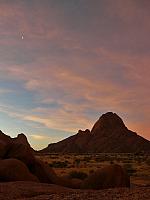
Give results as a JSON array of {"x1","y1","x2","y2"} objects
[{"x1": 0, "y1": 0, "x2": 149, "y2": 149}]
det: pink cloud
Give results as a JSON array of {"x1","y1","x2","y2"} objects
[{"x1": 0, "y1": 1, "x2": 149, "y2": 141}]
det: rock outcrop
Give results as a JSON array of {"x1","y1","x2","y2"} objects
[
  {"x1": 42, "y1": 112, "x2": 150, "y2": 153},
  {"x1": 82, "y1": 164, "x2": 130, "y2": 189},
  {"x1": 0, "y1": 128, "x2": 130, "y2": 189},
  {"x1": 0, "y1": 159, "x2": 39, "y2": 182},
  {"x1": 30, "y1": 158, "x2": 57, "y2": 183},
  {"x1": 0, "y1": 131, "x2": 56, "y2": 184}
]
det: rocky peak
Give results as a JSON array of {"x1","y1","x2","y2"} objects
[
  {"x1": 41, "y1": 112, "x2": 150, "y2": 153},
  {"x1": 0, "y1": 130, "x2": 11, "y2": 142},
  {"x1": 91, "y1": 112, "x2": 126, "y2": 133},
  {"x1": 12, "y1": 133, "x2": 30, "y2": 147},
  {"x1": 77, "y1": 129, "x2": 91, "y2": 135}
]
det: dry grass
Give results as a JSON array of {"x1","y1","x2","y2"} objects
[{"x1": 35, "y1": 153, "x2": 150, "y2": 187}]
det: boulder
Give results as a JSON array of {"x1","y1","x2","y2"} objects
[
  {"x1": 54, "y1": 175, "x2": 83, "y2": 189},
  {"x1": 82, "y1": 164, "x2": 130, "y2": 189},
  {"x1": 0, "y1": 159, "x2": 39, "y2": 182},
  {"x1": 30, "y1": 159, "x2": 57, "y2": 184}
]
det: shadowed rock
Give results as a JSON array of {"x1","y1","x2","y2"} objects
[
  {"x1": 54, "y1": 175, "x2": 83, "y2": 189},
  {"x1": 82, "y1": 164, "x2": 130, "y2": 189},
  {"x1": 5, "y1": 134, "x2": 35, "y2": 167},
  {"x1": 0, "y1": 130, "x2": 11, "y2": 143},
  {"x1": 0, "y1": 127, "x2": 131, "y2": 189},
  {"x1": 0, "y1": 131, "x2": 57, "y2": 184},
  {"x1": 30, "y1": 159, "x2": 57, "y2": 184},
  {"x1": 12, "y1": 133, "x2": 31, "y2": 147},
  {"x1": 0, "y1": 159, "x2": 39, "y2": 182},
  {"x1": 0, "y1": 140, "x2": 8, "y2": 158},
  {"x1": 42, "y1": 112, "x2": 150, "y2": 153},
  {"x1": 91, "y1": 112, "x2": 126, "y2": 133}
]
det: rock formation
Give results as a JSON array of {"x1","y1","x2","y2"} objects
[
  {"x1": 0, "y1": 159, "x2": 39, "y2": 182},
  {"x1": 82, "y1": 164, "x2": 130, "y2": 189},
  {"x1": 0, "y1": 130, "x2": 57, "y2": 184},
  {"x1": 0, "y1": 127, "x2": 130, "y2": 189},
  {"x1": 42, "y1": 112, "x2": 150, "y2": 153}
]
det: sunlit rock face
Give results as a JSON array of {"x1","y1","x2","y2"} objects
[{"x1": 42, "y1": 112, "x2": 150, "y2": 153}]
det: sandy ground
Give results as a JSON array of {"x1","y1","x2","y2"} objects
[{"x1": 0, "y1": 181, "x2": 149, "y2": 200}]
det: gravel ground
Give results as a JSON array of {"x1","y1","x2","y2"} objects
[
  {"x1": 0, "y1": 182, "x2": 149, "y2": 200},
  {"x1": 19, "y1": 188, "x2": 150, "y2": 200}
]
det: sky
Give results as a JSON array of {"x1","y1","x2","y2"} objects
[{"x1": 0, "y1": 0, "x2": 150, "y2": 150}]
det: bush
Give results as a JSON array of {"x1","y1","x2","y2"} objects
[
  {"x1": 82, "y1": 156, "x2": 92, "y2": 162},
  {"x1": 68, "y1": 170, "x2": 88, "y2": 180},
  {"x1": 110, "y1": 160, "x2": 114, "y2": 164},
  {"x1": 49, "y1": 161, "x2": 69, "y2": 168},
  {"x1": 89, "y1": 169, "x2": 94, "y2": 174},
  {"x1": 123, "y1": 163, "x2": 136, "y2": 176},
  {"x1": 146, "y1": 158, "x2": 150, "y2": 166},
  {"x1": 74, "y1": 159, "x2": 81, "y2": 167}
]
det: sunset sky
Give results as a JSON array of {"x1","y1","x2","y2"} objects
[{"x1": 0, "y1": 0, "x2": 150, "y2": 149}]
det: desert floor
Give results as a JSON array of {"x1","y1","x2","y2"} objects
[
  {"x1": 36, "y1": 152, "x2": 150, "y2": 187},
  {"x1": 0, "y1": 181, "x2": 149, "y2": 200},
  {"x1": 0, "y1": 153, "x2": 149, "y2": 200}
]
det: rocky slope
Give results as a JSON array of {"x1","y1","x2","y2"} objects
[{"x1": 41, "y1": 112, "x2": 150, "y2": 153}]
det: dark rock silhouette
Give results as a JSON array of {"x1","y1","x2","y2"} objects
[
  {"x1": 42, "y1": 112, "x2": 150, "y2": 153},
  {"x1": 0, "y1": 128, "x2": 130, "y2": 189},
  {"x1": 6, "y1": 141, "x2": 35, "y2": 167},
  {"x1": 30, "y1": 158, "x2": 57, "y2": 183},
  {"x1": 0, "y1": 140, "x2": 8, "y2": 158},
  {"x1": 0, "y1": 159, "x2": 39, "y2": 182},
  {"x1": 91, "y1": 112, "x2": 126, "y2": 133},
  {"x1": 0, "y1": 131, "x2": 56, "y2": 184},
  {"x1": 0, "y1": 131, "x2": 35, "y2": 166},
  {"x1": 12, "y1": 133, "x2": 31, "y2": 147},
  {"x1": 0, "y1": 130, "x2": 11, "y2": 143},
  {"x1": 81, "y1": 164, "x2": 130, "y2": 189}
]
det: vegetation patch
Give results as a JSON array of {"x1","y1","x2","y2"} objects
[{"x1": 68, "y1": 170, "x2": 88, "y2": 180}]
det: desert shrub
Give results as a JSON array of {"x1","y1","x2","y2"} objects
[
  {"x1": 74, "y1": 159, "x2": 81, "y2": 167},
  {"x1": 49, "y1": 161, "x2": 69, "y2": 168},
  {"x1": 69, "y1": 164, "x2": 75, "y2": 168},
  {"x1": 82, "y1": 156, "x2": 91, "y2": 162},
  {"x1": 68, "y1": 170, "x2": 88, "y2": 180},
  {"x1": 94, "y1": 157, "x2": 105, "y2": 162},
  {"x1": 110, "y1": 160, "x2": 114, "y2": 164},
  {"x1": 89, "y1": 169, "x2": 94, "y2": 174},
  {"x1": 146, "y1": 158, "x2": 150, "y2": 166},
  {"x1": 50, "y1": 156, "x2": 59, "y2": 159},
  {"x1": 64, "y1": 156, "x2": 70, "y2": 159},
  {"x1": 123, "y1": 163, "x2": 136, "y2": 176}
]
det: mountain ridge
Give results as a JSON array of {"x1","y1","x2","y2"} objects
[{"x1": 41, "y1": 112, "x2": 150, "y2": 153}]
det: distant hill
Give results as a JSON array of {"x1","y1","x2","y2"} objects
[{"x1": 41, "y1": 112, "x2": 150, "y2": 153}]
